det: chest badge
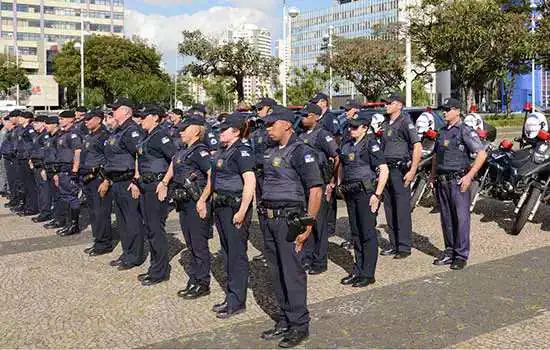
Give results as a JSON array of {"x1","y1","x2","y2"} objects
[
  {"x1": 138, "y1": 146, "x2": 144, "y2": 155},
  {"x1": 303, "y1": 139, "x2": 309, "y2": 144},
  {"x1": 85, "y1": 142, "x2": 90, "y2": 150},
  {"x1": 443, "y1": 139, "x2": 450, "y2": 148},
  {"x1": 216, "y1": 159, "x2": 224, "y2": 168},
  {"x1": 387, "y1": 129, "x2": 393, "y2": 137},
  {"x1": 108, "y1": 137, "x2": 116, "y2": 145},
  {"x1": 272, "y1": 156, "x2": 282, "y2": 167},
  {"x1": 58, "y1": 139, "x2": 63, "y2": 146},
  {"x1": 257, "y1": 137, "x2": 263, "y2": 144},
  {"x1": 348, "y1": 152, "x2": 355, "y2": 161}
]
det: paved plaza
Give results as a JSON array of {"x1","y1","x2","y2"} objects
[{"x1": 1, "y1": 180, "x2": 550, "y2": 348}]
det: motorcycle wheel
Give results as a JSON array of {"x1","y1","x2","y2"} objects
[
  {"x1": 410, "y1": 176, "x2": 428, "y2": 212},
  {"x1": 511, "y1": 187, "x2": 542, "y2": 235}
]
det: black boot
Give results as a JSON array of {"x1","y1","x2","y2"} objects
[
  {"x1": 44, "y1": 219, "x2": 64, "y2": 229},
  {"x1": 57, "y1": 208, "x2": 80, "y2": 237}
]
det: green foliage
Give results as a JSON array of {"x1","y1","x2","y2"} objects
[
  {"x1": 318, "y1": 37, "x2": 404, "y2": 100},
  {"x1": 203, "y1": 77, "x2": 236, "y2": 112},
  {"x1": 0, "y1": 53, "x2": 30, "y2": 95},
  {"x1": 282, "y1": 67, "x2": 330, "y2": 106},
  {"x1": 401, "y1": 79, "x2": 432, "y2": 106},
  {"x1": 179, "y1": 30, "x2": 280, "y2": 102},
  {"x1": 54, "y1": 35, "x2": 171, "y2": 107}
]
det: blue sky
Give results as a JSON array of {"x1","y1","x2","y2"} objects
[{"x1": 124, "y1": 0, "x2": 334, "y2": 73}]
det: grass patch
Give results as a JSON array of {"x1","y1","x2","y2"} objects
[{"x1": 482, "y1": 113, "x2": 525, "y2": 127}]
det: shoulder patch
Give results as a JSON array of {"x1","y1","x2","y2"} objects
[
  {"x1": 371, "y1": 144, "x2": 380, "y2": 152},
  {"x1": 71, "y1": 133, "x2": 77, "y2": 139},
  {"x1": 333, "y1": 119, "x2": 339, "y2": 124},
  {"x1": 200, "y1": 150, "x2": 209, "y2": 158},
  {"x1": 29, "y1": 129, "x2": 34, "y2": 134},
  {"x1": 131, "y1": 131, "x2": 140, "y2": 138},
  {"x1": 210, "y1": 139, "x2": 218, "y2": 145},
  {"x1": 408, "y1": 123, "x2": 415, "y2": 130},
  {"x1": 325, "y1": 135, "x2": 333, "y2": 142},
  {"x1": 240, "y1": 150, "x2": 250, "y2": 157},
  {"x1": 304, "y1": 154, "x2": 315, "y2": 163},
  {"x1": 208, "y1": 133, "x2": 215, "y2": 138},
  {"x1": 161, "y1": 136, "x2": 170, "y2": 144}
]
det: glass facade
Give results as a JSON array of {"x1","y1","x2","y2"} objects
[{"x1": 291, "y1": 0, "x2": 400, "y2": 96}]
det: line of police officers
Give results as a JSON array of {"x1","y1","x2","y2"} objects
[{"x1": 0, "y1": 92, "x2": 486, "y2": 348}]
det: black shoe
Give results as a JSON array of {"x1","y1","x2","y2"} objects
[
  {"x1": 278, "y1": 328, "x2": 309, "y2": 348},
  {"x1": 83, "y1": 246, "x2": 94, "y2": 254},
  {"x1": 137, "y1": 273, "x2": 149, "y2": 282},
  {"x1": 302, "y1": 263, "x2": 311, "y2": 272},
  {"x1": 57, "y1": 208, "x2": 80, "y2": 236},
  {"x1": 177, "y1": 281, "x2": 197, "y2": 298},
  {"x1": 450, "y1": 259, "x2": 467, "y2": 270},
  {"x1": 44, "y1": 220, "x2": 64, "y2": 229},
  {"x1": 141, "y1": 275, "x2": 170, "y2": 286},
  {"x1": 32, "y1": 214, "x2": 52, "y2": 223},
  {"x1": 182, "y1": 284, "x2": 210, "y2": 299},
  {"x1": 109, "y1": 258, "x2": 123, "y2": 267},
  {"x1": 19, "y1": 210, "x2": 39, "y2": 217},
  {"x1": 380, "y1": 248, "x2": 397, "y2": 256},
  {"x1": 88, "y1": 249, "x2": 113, "y2": 257},
  {"x1": 340, "y1": 240, "x2": 353, "y2": 250},
  {"x1": 212, "y1": 300, "x2": 228, "y2": 313},
  {"x1": 261, "y1": 326, "x2": 289, "y2": 340},
  {"x1": 393, "y1": 252, "x2": 411, "y2": 259},
  {"x1": 352, "y1": 276, "x2": 376, "y2": 288},
  {"x1": 117, "y1": 263, "x2": 136, "y2": 271},
  {"x1": 308, "y1": 266, "x2": 327, "y2": 275},
  {"x1": 216, "y1": 306, "x2": 246, "y2": 319},
  {"x1": 433, "y1": 256, "x2": 453, "y2": 266},
  {"x1": 340, "y1": 274, "x2": 359, "y2": 285},
  {"x1": 5, "y1": 199, "x2": 18, "y2": 207}
]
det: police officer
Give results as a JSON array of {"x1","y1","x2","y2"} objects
[
  {"x1": 338, "y1": 111, "x2": 389, "y2": 287},
  {"x1": 299, "y1": 103, "x2": 340, "y2": 275},
  {"x1": 250, "y1": 97, "x2": 278, "y2": 264},
  {"x1": 199, "y1": 112, "x2": 255, "y2": 319},
  {"x1": 429, "y1": 98, "x2": 487, "y2": 270},
  {"x1": 380, "y1": 92, "x2": 422, "y2": 259},
  {"x1": 43, "y1": 116, "x2": 66, "y2": 230},
  {"x1": 340, "y1": 100, "x2": 363, "y2": 142},
  {"x1": 54, "y1": 110, "x2": 83, "y2": 236},
  {"x1": 29, "y1": 115, "x2": 53, "y2": 223},
  {"x1": 189, "y1": 104, "x2": 219, "y2": 153},
  {"x1": 134, "y1": 105, "x2": 176, "y2": 286},
  {"x1": 259, "y1": 107, "x2": 322, "y2": 348},
  {"x1": 158, "y1": 116, "x2": 213, "y2": 299},
  {"x1": 9, "y1": 110, "x2": 25, "y2": 212},
  {"x1": 1, "y1": 114, "x2": 18, "y2": 208},
  {"x1": 75, "y1": 106, "x2": 89, "y2": 136},
  {"x1": 80, "y1": 109, "x2": 115, "y2": 256},
  {"x1": 13, "y1": 111, "x2": 38, "y2": 216},
  {"x1": 99, "y1": 97, "x2": 145, "y2": 270}
]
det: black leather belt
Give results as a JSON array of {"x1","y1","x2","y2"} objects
[
  {"x1": 258, "y1": 206, "x2": 303, "y2": 219},
  {"x1": 107, "y1": 171, "x2": 134, "y2": 183},
  {"x1": 140, "y1": 172, "x2": 165, "y2": 184},
  {"x1": 436, "y1": 171, "x2": 465, "y2": 183}
]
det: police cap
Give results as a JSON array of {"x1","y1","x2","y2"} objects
[
  {"x1": 21, "y1": 110, "x2": 34, "y2": 120},
  {"x1": 84, "y1": 109, "x2": 105, "y2": 120},
  {"x1": 75, "y1": 106, "x2": 87, "y2": 113},
  {"x1": 349, "y1": 110, "x2": 373, "y2": 127},
  {"x1": 176, "y1": 117, "x2": 206, "y2": 132},
  {"x1": 59, "y1": 110, "x2": 76, "y2": 119},
  {"x1": 382, "y1": 92, "x2": 405, "y2": 105},
  {"x1": 301, "y1": 103, "x2": 322, "y2": 116},
  {"x1": 219, "y1": 112, "x2": 247, "y2": 130},
  {"x1": 172, "y1": 108, "x2": 184, "y2": 117},
  {"x1": 341, "y1": 99, "x2": 363, "y2": 111},
  {"x1": 265, "y1": 107, "x2": 296, "y2": 125},
  {"x1": 107, "y1": 97, "x2": 135, "y2": 109},
  {"x1": 441, "y1": 98, "x2": 461, "y2": 110},
  {"x1": 253, "y1": 97, "x2": 277, "y2": 110},
  {"x1": 35, "y1": 115, "x2": 48, "y2": 123},
  {"x1": 44, "y1": 116, "x2": 59, "y2": 124},
  {"x1": 310, "y1": 92, "x2": 329, "y2": 103},
  {"x1": 8, "y1": 109, "x2": 22, "y2": 118},
  {"x1": 139, "y1": 105, "x2": 165, "y2": 119}
]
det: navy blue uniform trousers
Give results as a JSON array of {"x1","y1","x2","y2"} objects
[
  {"x1": 111, "y1": 180, "x2": 145, "y2": 267},
  {"x1": 214, "y1": 205, "x2": 251, "y2": 309},
  {"x1": 435, "y1": 180, "x2": 470, "y2": 261},
  {"x1": 303, "y1": 189, "x2": 329, "y2": 270},
  {"x1": 58, "y1": 172, "x2": 80, "y2": 210},
  {"x1": 263, "y1": 215, "x2": 309, "y2": 331},
  {"x1": 179, "y1": 199, "x2": 211, "y2": 286},
  {"x1": 383, "y1": 166, "x2": 412, "y2": 253},
  {"x1": 140, "y1": 181, "x2": 171, "y2": 279},
  {"x1": 84, "y1": 177, "x2": 113, "y2": 252},
  {"x1": 33, "y1": 168, "x2": 51, "y2": 215}
]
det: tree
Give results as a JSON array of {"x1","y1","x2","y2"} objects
[
  {"x1": 203, "y1": 76, "x2": 236, "y2": 112},
  {"x1": 179, "y1": 30, "x2": 280, "y2": 102},
  {"x1": 409, "y1": 0, "x2": 533, "y2": 110},
  {"x1": 0, "y1": 53, "x2": 30, "y2": 96},
  {"x1": 54, "y1": 35, "x2": 172, "y2": 107},
  {"x1": 318, "y1": 37, "x2": 404, "y2": 100},
  {"x1": 275, "y1": 67, "x2": 330, "y2": 106}
]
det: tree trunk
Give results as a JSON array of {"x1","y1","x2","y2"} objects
[{"x1": 235, "y1": 75, "x2": 245, "y2": 102}]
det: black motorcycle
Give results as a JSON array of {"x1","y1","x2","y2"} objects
[{"x1": 410, "y1": 129, "x2": 438, "y2": 211}]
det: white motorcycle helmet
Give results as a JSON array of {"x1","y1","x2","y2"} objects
[
  {"x1": 524, "y1": 112, "x2": 549, "y2": 139},
  {"x1": 371, "y1": 113, "x2": 385, "y2": 134},
  {"x1": 464, "y1": 113, "x2": 484, "y2": 131},
  {"x1": 415, "y1": 112, "x2": 435, "y2": 138}
]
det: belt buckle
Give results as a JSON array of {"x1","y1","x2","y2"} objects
[{"x1": 266, "y1": 208, "x2": 274, "y2": 219}]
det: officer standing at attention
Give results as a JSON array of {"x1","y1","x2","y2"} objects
[
  {"x1": 429, "y1": 98, "x2": 487, "y2": 270},
  {"x1": 1, "y1": 114, "x2": 17, "y2": 207},
  {"x1": 99, "y1": 97, "x2": 145, "y2": 271},
  {"x1": 15, "y1": 111, "x2": 39, "y2": 216},
  {"x1": 29, "y1": 115, "x2": 53, "y2": 223},
  {"x1": 190, "y1": 104, "x2": 219, "y2": 154},
  {"x1": 81, "y1": 109, "x2": 114, "y2": 257},
  {"x1": 54, "y1": 110, "x2": 83, "y2": 236},
  {"x1": 250, "y1": 97, "x2": 278, "y2": 264},
  {"x1": 338, "y1": 111, "x2": 388, "y2": 287},
  {"x1": 380, "y1": 92, "x2": 422, "y2": 259},
  {"x1": 134, "y1": 105, "x2": 176, "y2": 286},
  {"x1": 158, "y1": 116, "x2": 213, "y2": 299},
  {"x1": 299, "y1": 103, "x2": 340, "y2": 275},
  {"x1": 198, "y1": 112, "x2": 256, "y2": 319},
  {"x1": 75, "y1": 106, "x2": 89, "y2": 136},
  {"x1": 9, "y1": 110, "x2": 25, "y2": 213},
  {"x1": 43, "y1": 117, "x2": 65, "y2": 230},
  {"x1": 259, "y1": 107, "x2": 322, "y2": 348}
]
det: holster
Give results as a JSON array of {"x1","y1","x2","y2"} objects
[
  {"x1": 82, "y1": 167, "x2": 101, "y2": 185},
  {"x1": 141, "y1": 172, "x2": 165, "y2": 184},
  {"x1": 31, "y1": 159, "x2": 44, "y2": 169},
  {"x1": 338, "y1": 180, "x2": 374, "y2": 195},
  {"x1": 320, "y1": 160, "x2": 334, "y2": 185},
  {"x1": 167, "y1": 184, "x2": 192, "y2": 212},
  {"x1": 213, "y1": 192, "x2": 241, "y2": 208},
  {"x1": 387, "y1": 159, "x2": 410, "y2": 174},
  {"x1": 435, "y1": 171, "x2": 465, "y2": 184}
]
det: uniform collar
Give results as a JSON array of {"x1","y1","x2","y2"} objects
[
  {"x1": 119, "y1": 117, "x2": 134, "y2": 131},
  {"x1": 447, "y1": 118, "x2": 462, "y2": 130}
]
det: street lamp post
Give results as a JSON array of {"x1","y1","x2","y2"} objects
[
  {"x1": 322, "y1": 26, "x2": 334, "y2": 108},
  {"x1": 530, "y1": 0, "x2": 537, "y2": 108},
  {"x1": 74, "y1": 41, "x2": 85, "y2": 106},
  {"x1": 282, "y1": 2, "x2": 299, "y2": 106}
]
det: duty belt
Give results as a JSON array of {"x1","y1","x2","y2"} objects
[
  {"x1": 31, "y1": 159, "x2": 44, "y2": 168},
  {"x1": 82, "y1": 167, "x2": 103, "y2": 185},
  {"x1": 106, "y1": 170, "x2": 134, "y2": 183},
  {"x1": 435, "y1": 171, "x2": 466, "y2": 183},
  {"x1": 140, "y1": 172, "x2": 165, "y2": 184},
  {"x1": 387, "y1": 159, "x2": 410, "y2": 172},
  {"x1": 212, "y1": 192, "x2": 241, "y2": 208},
  {"x1": 258, "y1": 206, "x2": 303, "y2": 219},
  {"x1": 339, "y1": 180, "x2": 374, "y2": 195}
]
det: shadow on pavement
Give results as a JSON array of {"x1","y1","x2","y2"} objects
[{"x1": 378, "y1": 224, "x2": 443, "y2": 258}]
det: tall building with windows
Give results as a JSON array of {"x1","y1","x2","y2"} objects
[{"x1": 0, "y1": 0, "x2": 124, "y2": 107}]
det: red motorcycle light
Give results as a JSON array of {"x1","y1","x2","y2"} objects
[
  {"x1": 424, "y1": 129, "x2": 438, "y2": 140},
  {"x1": 477, "y1": 129, "x2": 488, "y2": 139},
  {"x1": 376, "y1": 129, "x2": 383, "y2": 137},
  {"x1": 538, "y1": 130, "x2": 550, "y2": 141},
  {"x1": 499, "y1": 139, "x2": 513, "y2": 150}
]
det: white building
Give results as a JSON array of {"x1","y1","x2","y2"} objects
[{"x1": 224, "y1": 24, "x2": 273, "y2": 101}]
